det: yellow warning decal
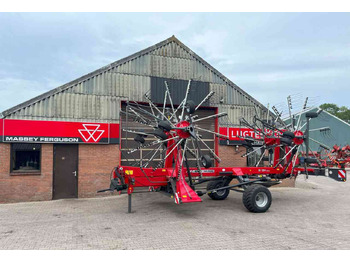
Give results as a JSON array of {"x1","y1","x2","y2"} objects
[
  {"x1": 162, "y1": 169, "x2": 166, "y2": 172},
  {"x1": 182, "y1": 195, "x2": 187, "y2": 198},
  {"x1": 125, "y1": 170, "x2": 133, "y2": 175}
]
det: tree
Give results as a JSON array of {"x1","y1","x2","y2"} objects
[{"x1": 320, "y1": 103, "x2": 350, "y2": 122}]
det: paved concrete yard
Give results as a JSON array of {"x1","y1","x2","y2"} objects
[{"x1": 0, "y1": 175, "x2": 349, "y2": 250}]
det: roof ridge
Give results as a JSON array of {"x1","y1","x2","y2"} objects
[
  {"x1": 322, "y1": 110, "x2": 350, "y2": 128},
  {"x1": 2, "y1": 35, "x2": 268, "y2": 117},
  {"x1": 2, "y1": 36, "x2": 176, "y2": 117}
]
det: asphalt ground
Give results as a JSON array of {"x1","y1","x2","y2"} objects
[{"x1": 0, "y1": 174, "x2": 349, "y2": 250}]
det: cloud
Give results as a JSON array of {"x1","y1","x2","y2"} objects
[
  {"x1": 0, "y1": 12, "x2": 349, "y2": 115},
  {"x1": 0, "y1": 77, "x2": 61, "y2": 112}
]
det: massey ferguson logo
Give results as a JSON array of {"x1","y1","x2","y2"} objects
[{"x1": 78, "y1": 124, "x2": 105, "y2": 142}]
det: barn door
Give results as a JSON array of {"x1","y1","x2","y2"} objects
[{"x1": 53, "y1": 144, "x2": 78, "y2": 199}]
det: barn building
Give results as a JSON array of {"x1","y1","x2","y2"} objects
[
  {"x1": 0, "y1": 36, "x2": 284, "y2": 203},
  {"x1": 286, "y1": 107, "x2": 350, "y2": 151}
]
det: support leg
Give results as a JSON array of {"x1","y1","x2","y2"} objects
[{"x1": 128, "y1": 194, "x2": 132, "y2": 213}]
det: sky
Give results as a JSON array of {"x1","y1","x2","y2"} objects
[{"x1": 0, "y1": 12, "x2": 349, "y2": 114}]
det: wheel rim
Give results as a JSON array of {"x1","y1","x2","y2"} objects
[
  {"x1": 255, "y1": 192, "x2": 268, "y2": 207},
  {"x1": 216, "y1": 184, "x2": 226, "y2": 196},
  {"x1": 216, "y1": 189, "x2": 226, "y2": 196}
]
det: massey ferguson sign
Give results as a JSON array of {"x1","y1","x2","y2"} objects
[{"x1": 0, "y1": 119, "x2": 119, "y2": 144}]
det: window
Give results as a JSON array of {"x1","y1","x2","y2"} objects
[{"x1": 11, "y1": 144, "x2": 41, "y2": 173}]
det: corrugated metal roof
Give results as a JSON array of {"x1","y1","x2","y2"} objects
[{"x1": 2, "y1": 35, "x2": 270, "y2": 123}]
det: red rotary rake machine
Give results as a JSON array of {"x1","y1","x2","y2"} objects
[
  {"x1": 317, "y1": 144, "x2": 350, "y2": 168},
  {"x1": 98, "y1": 81, "x2": 346, "y2": 213}
]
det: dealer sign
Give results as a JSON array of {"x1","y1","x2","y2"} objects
[{"x1": 0, "y1": 119, "x2": 119, "y2": 144}]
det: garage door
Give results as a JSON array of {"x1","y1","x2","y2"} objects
[{"x1": 120, "y1": 103, "x2": 216, "y2": 168}]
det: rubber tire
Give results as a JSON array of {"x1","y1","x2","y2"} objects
[
  {"x1": 207, "y1": 180, "x2": 230, "y2": 200},
  {"x1": 158, "y1": 120, "x2": 172, "y2": 132},
  {"x1": 201, "y1": 154, "x2": 212, "y2": 168},
  {"x1": 185, "y1": 100, "x2": 196, "y2": 114},
  {"x1": 153, "y1": 129, "x2": 167, "y2": 140},
  {"x1": 242, "y1": 184, "x2": 272, "y2": 213},
  {"x1": 282, "y1": 131, "x2": 295, "y2": 139},
  {"x1": 280, "y1": 137, "x2": 292, "y2": 146},
  {"x1": 134, "y1": 134, "x2": 145, "y2": 144}
]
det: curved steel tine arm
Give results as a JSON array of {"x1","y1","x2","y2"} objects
[
  {"x1": 162, "y1": 89, "x2": 168, "y2": 119},
  {"x1": 273, "y1": 145, "x2": 298, "y2": 168},
  {"x1": 149, "y1": 102, "x2": 155, "y2": 116},
  {"x1": 255, "y1": 148, "x2": 267, "y2": 167},
  {"x1": 299, "y1": 122, "x2": 307, "y2": 131},
  {"x1": 195, "y1": 91, "x2": 215, "y2": 111},
  {"x1": 139, "y1": 143, "x2": 162, "y2": 163},
  {"x1": 144, "y1": 94, "x2": 174, "y2": 126},
  {"x1": 143, "y1": 144, "x2": 163, "y2": 168},
  {"x1": 189, "y1": 137, "x2": 203, "y2": 177},
  {"x1": 239, "y1": 117, "x2": 266, "y2": 137},
  {"x1": 309, "y1": 137, "x2": 331, "y2": 151},
  {"x1": 193, "y1": 112, "x2": 228, "y2": 123},
  {"x1": 252, "y1": 117, "x2": 271, "y2": 135},
  {"x1": 126, "y1": 108, "x2": 155, "y2": 128},
  {"x1": 130, "y1": 102, "x2": 163, "y2": 122},
  {"x1": 197, "y1": 135, "x2": 221, "y2": 162},
  {"x1": 296, "y1": 97, "x2": 308, "y2": 130},
  {"x1": 163, "y1": 138, "x2": 184, "y2": 162},
  {"x1": 186, "y1": 147, "x2": 197, "y2": 158},
  {"x1": 169, "y1": 100, "x2": 184, "y2": 122},
  {"x1": 127, "y1": 136, "x2": 180, "y2": 154},
  {"x1": 121, "y1": 110, "x2": 154, "y2": 127},
  {"x1": 291, "y1": 146, "x2": 301, "y2": 176},
  {"x1": 309, "y1": 127, "x2": 331, "y2": 132},
  {"x1": 254, "y1": 106, "x2": 264, "y2": 130},
  {"x1": 242, "y1": 145, "x2": 265, "y2": 158},
  {"x1": 123, "y1": 129, "x2": 150, "y2": 137},
  {"x1": 164, "y1": 81, "x2": 178, "y2": 122},
  {"x1": 272, "y1": 106, "x2": 287, "y2": 128},
  {"x1": 178, "y1": 139, "x2": 188, "y2": 175},
  {"x1": 287, "y1": 96, "x2": 294, "y2": 131},
  {"x1": 180, "y1": 80, "x2": 192, "y2": 121},
  {"x1": 195, "y1": 126, "x2": 229, "y2": 139}
]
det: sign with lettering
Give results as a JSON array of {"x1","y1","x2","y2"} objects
[{"x1": 0, "y1": 119, "x2": 119, "y2": 144}]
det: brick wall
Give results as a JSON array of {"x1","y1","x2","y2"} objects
[
  {"x1": 78, "y1": 144, "x2": 120, "y2": 198},
  {"x1": 0, "y1": 143, "x2": 53, "y2": 203},
  {"x1": 218, "y1": 145, "x2": 247, "y2": 167}
]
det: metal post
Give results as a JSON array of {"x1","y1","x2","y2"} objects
[
  {"x1": 305, "y1": 116, "x2": 310, "y2": 159},
  {"x1": 128, "y1": 194, "x2": 132, "y2": 213}
]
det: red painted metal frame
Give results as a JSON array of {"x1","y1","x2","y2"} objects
[
  {"x1": 114, "y1": 130, "x2": 313, "y2": 204},
  {"x1": 117, "y1": 104, "x2": 340, "y2": 205}
]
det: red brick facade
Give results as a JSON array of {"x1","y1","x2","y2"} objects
[
  {"x1": 78, "y1": 144, "x2": 120, "y2": 198},
  {"x1": 218, "y1": 145, "x2": 247, "y2": 167},
  {"x1": 0, "y1": 143, "x2": 53, "y2": 203},
  {"x1": 0, "y1": 143, "x2": 120, "y2": 203}
]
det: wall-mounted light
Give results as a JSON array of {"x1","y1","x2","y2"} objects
[{"x1": 235, "y1": 145, "x2": 239, "y2": 152}]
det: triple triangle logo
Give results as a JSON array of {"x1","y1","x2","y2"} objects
[{"x1": 78, "y1": 124, "x2": 105, "y2": 142}]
